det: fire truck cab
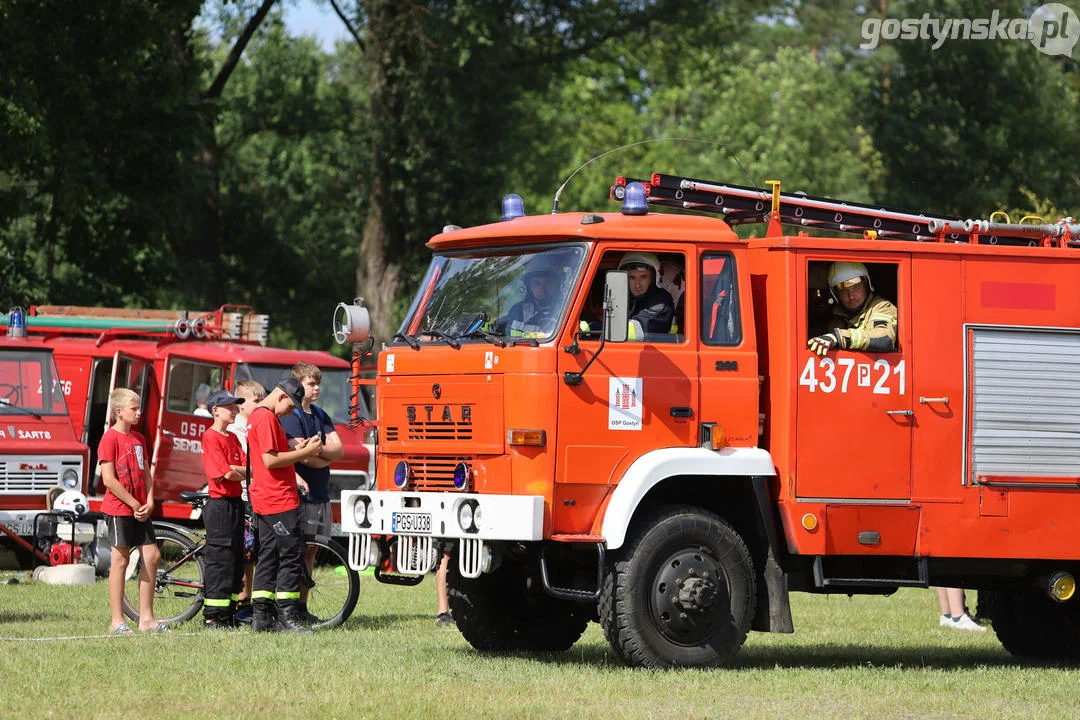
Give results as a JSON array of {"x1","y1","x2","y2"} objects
[
  {"x1": 0, "y1": 313, "x2": 91, "y2": 567},
  {"x1": 15, "y1": 305, "x2": 374, "y2": 524},
  {"x1": 341, "y1": 175, "x2": 1080, "y2": 668}
]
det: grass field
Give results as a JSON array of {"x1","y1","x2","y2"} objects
[{"x1": 0, "y1": 564, "x2": 1073, "y2": 720}]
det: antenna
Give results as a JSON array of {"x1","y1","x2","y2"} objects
[{"x1": 550, "y1": 138, "x2": 756, "y2": 214}]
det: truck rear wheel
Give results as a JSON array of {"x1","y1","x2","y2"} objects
[
  {"x1": 982, "y1": 588, "x2": 1080, "y2": 660},
  {"x1": 600, "y1": 506, "x2": 756, "y2": 669},
  {"x1": 448, "y1": 553, "x2": 590, "y2": 652}
]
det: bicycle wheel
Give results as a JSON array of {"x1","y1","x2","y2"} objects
[
  {"x1": 122, "y1": 526, "x2": 205, "y2": 625},
  {"x1": 303, "y1": 535, "x2": 359, "y2": 629}
]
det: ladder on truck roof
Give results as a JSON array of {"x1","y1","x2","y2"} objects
[
  {"x1": 2, "y1": 305, "x2": 270, "y2": 345},
  {"x1": 611, "y1": 173, "x2": 1080, "y2": 248}
]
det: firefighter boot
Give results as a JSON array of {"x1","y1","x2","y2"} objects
[
  {"x1": 278, "y1": 602, "x2": 315, "y2": 635},
  {"x1": 252, "y1": 600, "x2": 282, "y2": 633}
]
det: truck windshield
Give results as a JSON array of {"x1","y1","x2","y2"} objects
[
  {"x1": 398, "y1": 245, "x2": 586, "y2": 343},
  {"x1": 235, "y1": 364, "x2": 370, "y2": 427},
  {"x1": 0, "y1": 350, "x2": 69, "y2": 415}
]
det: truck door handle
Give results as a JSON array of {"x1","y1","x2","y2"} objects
[
  {"x1": 161, "y1": 429, "x2": 176, "y2": 436},
  {"x1": 919, "y1": 396, "x2": 949, "y2": 406},
  {"x1": 670, "y1": 406, "x2": 693, "y2": 418},
  {"x1": 886, "y1": 410, "x2": 913, "y2": 417}
]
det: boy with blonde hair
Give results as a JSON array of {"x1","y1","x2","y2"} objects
[{"x1": 100, "y1": 388, "x2": 164, "y2": 633}]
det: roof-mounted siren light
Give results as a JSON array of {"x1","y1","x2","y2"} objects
[
  {"x1": 621, "y1": 182, "x2": 649, "y2": 216},
  {"x1": 6, "y1": 307, "x2": 27, "y2": 338},
  {"x1": 174, "y1": 317, "x2": 191, "y2": 339},
  {"x1": 333, "y1": 298, "x2": 371, "y2": 345},
  {"x1": 191, "y1": 317, "x2": 208, "y2": 339},
  {"x1": 500, "y1": 193, "x2": 525, "y2": 221}
]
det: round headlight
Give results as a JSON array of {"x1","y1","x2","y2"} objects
[
  {"x1": 453, "y1": 462, "x2": 470, "y2": 490},
  {"x1": 61, "y1": 468, "x2": 79, "y2": 489},
  {"x1": 352, "y1": 497, "x2": 368, "y2": 526},
  {"x1": 457, "y1": 501, "x2": 474, "y2": 532},
  {"x1": 472, "y1": 504, "x2": 482, "y2": 530},
  {"x1": 393, "y1": 461, "x2": 410, "y2": 489}
]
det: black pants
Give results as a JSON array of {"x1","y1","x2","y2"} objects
[
  {"x1": 252, "y1": 508, "x2": 303, "y2": 606},
  {"x1": 203, "y1": 497, "x2": 244, "y2": 619}
]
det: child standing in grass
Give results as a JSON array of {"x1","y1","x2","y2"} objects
[
  {"x1": 200, "y1": 390, "x2": 248, "y2": 629},
  {"x1": 100, "y1": 388, "x2": 164, "y2": 633},
  {"x1": 227, "y1": 380, "x2": 265, "y2": 624}
]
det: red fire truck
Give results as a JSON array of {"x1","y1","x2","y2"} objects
[
  {"x1": 0, "y1": 310, "x2": 94, "y2": 568},
  {"x1": 4, "y1": 305, "x2": 373, "y2": 524},
  {"x1": 340, "y1": 173, "x2": 1080, "y2": 668}
]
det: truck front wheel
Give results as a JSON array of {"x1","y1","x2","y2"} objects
[
  {"x1": 448, "y1": 552, "x2": 590, "y2": 653},
  {"x1": 600, "y1": 506, "x2": 756, "y2": 669}
]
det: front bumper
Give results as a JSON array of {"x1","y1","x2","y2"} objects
[{"x1": 340, "y1": 489, "x2": 544, "y2": 578}]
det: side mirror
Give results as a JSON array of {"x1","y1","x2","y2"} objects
[{"x1": 603, "y1": 271, "x2": 628, "y2": 343}]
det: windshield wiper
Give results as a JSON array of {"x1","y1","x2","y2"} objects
[
  {"x1": 393, "y1": 332, "x2": 421, "y2": 351},
  {"x1": 0, "y1": 403, "x2": 43, "y2": 419},
  {"x1": 464, "y1": 329, "x2": 507, "y2": 348},
  {"x1": 420, "y1": 329, "x2": 462, "y2": 350}
]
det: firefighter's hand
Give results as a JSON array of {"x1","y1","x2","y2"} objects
[{"x1": 807, "y1": 331, "x2": 841, "y2": 356}]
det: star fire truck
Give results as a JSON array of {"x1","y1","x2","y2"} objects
[
  {"x1": 1, "y1": 304, "x2": 374, "y2": 528},
  {"x1": 340, "y1": 173, "x2": 1080, "y2": 668},
  {"x1": 0, "y1": 308, "x2": 93, "y2": 568}
]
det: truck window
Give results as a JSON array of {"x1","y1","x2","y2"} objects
[
  {"x1": 578, "y1": 250, "x2": 685, "y2": 342},
  {"x1": 0, "y1": 350, "x2": 68, "y2": 415},
  {"x1": 701, "y1": 252, "x2": 742, "y2": 345},
  {"x1": 807, "y1": 260, "x2": 899, "y2": 349},
  {"x1": 166, "y1": 359, "x2": 223, "y2": 415}
]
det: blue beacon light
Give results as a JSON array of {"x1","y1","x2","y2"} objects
[
  {"x1": 500, "y1": 193, "x2": 525, "y2": 221},
  {"x1": 620, "y1": 182, "x2": 649, "y2": 216},
  {"x1": 393, "y1": 461, "x2": 410, "y2": 489},
  {"x1": 7, "y1": 307, "x2": 27, "y2": 338}
]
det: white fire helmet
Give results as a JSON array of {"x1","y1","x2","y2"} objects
[
  {"x1": 53, "y1": 490, "x2": 88, "y2": 515},
  {"x1": 827, "y1": 261, "x2": 873, "y2": 299},
  {"x1": 618, "y1": 252, "x2": 661, "y2": 285}
]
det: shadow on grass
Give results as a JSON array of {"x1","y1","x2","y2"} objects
[
  {"x1": 447, "y1": 642, "x2": 1080, "y2": 671},
  {"x1": 345, "y1": 612, "x2": 433, "y2": 631},
  {"x1": 0, "y1": 611, "x2": 72, "y2": 624}
]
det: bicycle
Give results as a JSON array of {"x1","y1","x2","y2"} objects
[{"x1": 121, "y1": 492, "x2": 360, "y2": 629}]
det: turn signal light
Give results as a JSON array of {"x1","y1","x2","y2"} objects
[
  {"x1": 508, "y1": 429, "x2": 546, "y2": 447},
  {"x1": 801, "y1": 513, "x2": 819, "y2": 531},
  {"x1": 711, "y1": 425, "x2": 727, "y2": 450}
]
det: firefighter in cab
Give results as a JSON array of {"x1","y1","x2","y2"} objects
[
  {"x1": 807, "y1": 261, "x2": 897, "y2": 355},
  {"x1": 618, "y1": 251, "x2": 675, "y2": 339},
  {"x1": 500, "y1": 254, "x2": 564, "y2": 337}
]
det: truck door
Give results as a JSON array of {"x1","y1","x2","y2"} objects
[
  {"x1": 152, "y1": 355, "x2": 225, "y2": 501},
  {"x1": 94, "y1": 352, "x2": 154, "y2": 491},
  {"x1": 795, "y1": 255, "x2": 912, "y2": 500},
  {"x1": 555, "y1": 247, "x2": 698, "y2": 534}
]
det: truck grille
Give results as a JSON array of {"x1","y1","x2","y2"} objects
[
  {"x1": 405, "y1": 455, "x2": 471, "y2": 492},
  {"x1": 384, "y1": 423, "x2": 473, "y2": 442},
  {"x1": 0, "y1": 458, "x2": 81, "y2": 494}
]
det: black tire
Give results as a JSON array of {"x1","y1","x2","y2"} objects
[
  {"x1": 448, "y1": 553, "x2": 591, "y2": 652},
  {"x1": 122, "y1": 526, "x2": 204, "y2": 625},
  {"x1": 302, "y1": 535, "x2": 359, "y2": 630},
  {"x1": 983, "y1": 588, "x2": 1080, "y2": 661},
  {"x1": 599, "y1": 505, "x2": 756, "y2": 669}
]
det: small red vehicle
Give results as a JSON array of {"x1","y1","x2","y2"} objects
[
  {"x1": 11, "y1": 304, "x2": 374, "y2": 525},
  {"x1": 0, "y1": 310, "x2": 93, "y2": 568}
]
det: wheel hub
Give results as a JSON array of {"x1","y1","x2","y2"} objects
[{"x1": 650, "y1": 548, "x2": 730, "y2": 644}]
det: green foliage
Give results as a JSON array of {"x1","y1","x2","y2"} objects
[{"x1": 862, "y1": 0, "x2": 1080, "y2": 217}]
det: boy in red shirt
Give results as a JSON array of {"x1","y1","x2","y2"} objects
[
  {"x1": 100, "y1": 388, "x2": 164, "y2": 633},
  {"x1": 247, "y1": 378, "x2": 322, "y2": 633},
  {"x1": 200, "y1": 389, "x2": 247, "y2": 629}
]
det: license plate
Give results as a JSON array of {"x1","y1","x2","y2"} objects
[
  {"x1": 2, "y1": 519, "x2": 34, "y2": 536},
  {"x1": 391, "y1": 512, "x2": 431, "y2": 534}
]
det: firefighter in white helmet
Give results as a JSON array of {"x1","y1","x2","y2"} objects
[
  {"x1": 807, "y1": 262, "x2": 897, "y2": 355},
  {"x1": 618, "y1": 251, "x2": 675, "y2": 338}
]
